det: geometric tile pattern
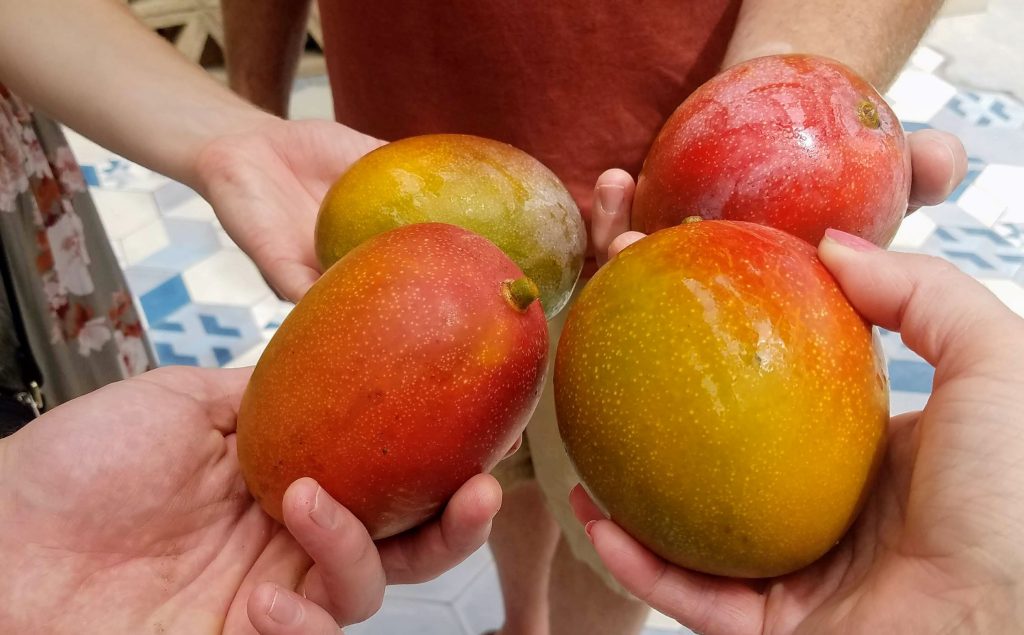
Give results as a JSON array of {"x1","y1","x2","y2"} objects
[{"x1": 62, "y1": 42, "x2": 1024, "y2": 635}]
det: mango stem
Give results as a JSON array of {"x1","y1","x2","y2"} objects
[{"x1": 502, "y1": 276, "x2": 540, "y2": 312}]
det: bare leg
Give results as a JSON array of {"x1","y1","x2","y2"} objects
[
  {"x1": 221, "y1": 0, "x2": 311, "y2": 117},
  {"x1": 548, "y1": 536, "x2": 649, "y2": 635},
  {"x1": 489, "y1": 480, "x2": 560, "y2": 635}
]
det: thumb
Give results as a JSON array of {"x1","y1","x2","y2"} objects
[
  {"x1": 263, "y1": 259, "x2": 319, "y2": 303},
  {"x1": 818, "y1": 229, "x2": 1024, "y2": 378}
]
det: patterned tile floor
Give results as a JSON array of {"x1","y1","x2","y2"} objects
[{"x1": 64, "y1": 42, "x2": 1024, "y2": 635}]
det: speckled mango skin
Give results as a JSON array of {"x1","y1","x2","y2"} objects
[
  {"x1": 554, "y1": 220, "x2": 889, "y2": 578},
  {"x1": 633, "y1": 54, "x2": 910, "y2": 247},
  {"x1": 315, "y1": 134, "x2": 586, "y2": 319},
  {"x1": 238, "y1": 223, "x2": 549, "y2": 539}
]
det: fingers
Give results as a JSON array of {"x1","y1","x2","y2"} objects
[
  {"x1": 248, "y1": 582, "x2": 343, "y2": 635},
  {"x1": 818, "y1": 229, "x2": 1023, "y2": 373},
  {"x1": 501, "y1": 434, "x2": 523, "y2": 460},
  {"x1": 907, "y1": 130, "x2": 967, "y2": 211},
  {"x1": 571, "y1": 485, "x2": 763, "y2": 633},
  {"x1": 282, "y1": 478, "x2": 387, "y2": 626},
  {"x1": 568, "y1": 483, "x2": 605, "y2": 525},
  {"x1": 134, "y1": 366, "x2": 254, "y2": 433},
  {"x1": 608, "y1": 231, "x2": 647, "y2": 260},
  {"x1": 570, "y1": 483, "x2": 764, "y2": 635},
  {"x1": 377, "y1": 473, "x2": 501, "y2": 584},
  {"x1": 591, "y1": 169, "x2": 636, "y2": 266},
  {"x1": 264, "y1": 259, "x2": 320, "y2": 303}
]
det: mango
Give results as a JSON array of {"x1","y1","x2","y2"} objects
[
  {"x1": 633, "y1": 54, "x2": 910, "y2": 247},
  {"x1": 555, "y1": 219, "x2": 888, "y2": 578},
  {"x1": 315, "y1": 134, "x2": 586, "y2": 319},
  {"x1": 238, "y1": 223, "x2": 549, "y2": 539}
]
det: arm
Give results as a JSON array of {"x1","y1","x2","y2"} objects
[
  {"x1": 222, "y1": 0, "x2": 313, "y2": 117},
  {"x1": 0, "y1": 0, "x2": 272, "y2": 188},
  {"x1": 0, "y1": 0, "x2": 380, "y2": 301},
  {"x1": 721, "y1": 0, "x2": 943, "y2": 89}
]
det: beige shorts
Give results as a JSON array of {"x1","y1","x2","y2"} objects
[{"x1": 491, "y1": 290, "x2": 628, "y2": 596}]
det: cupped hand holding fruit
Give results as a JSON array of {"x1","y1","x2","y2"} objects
[
  {"x1": 195, "y1": 118, "x2": 386, "y2": 302},
  {"x1": 570, "y1": 235, "x2": 1024, "y2": 634},
  {"x1": 0, "y1": 366, "x2": 501, "y2": 634}
]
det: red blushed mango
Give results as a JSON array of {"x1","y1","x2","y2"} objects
[
  {"x1": 555, "y1": 219, "x2": 889, "y2": 578},
  {"x1": 238, "y1": 223, "x2": 548, "y2": 539},
  {"x1": 633, "y1": 54, "x2": 910, "y2": 246}
]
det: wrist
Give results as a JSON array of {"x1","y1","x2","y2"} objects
[
  {"x1": 720, "y1": 41, "x2": 794, "y2": 71},
  {"x1": 181, "y1": 104, "x2": 281, "y2": 195}
]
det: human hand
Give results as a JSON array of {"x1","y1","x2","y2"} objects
[
  {"x1": 570, "y1": 233, "x2": 1024, "y2": 633},
  {"x1": 194, "y1": 117, "x2": 385, "y2": 301},
  {"x1": 0, "y1": 366, "x2": 501, "y2": 634},
  {"x1": 588, "y1": 129, "x2": 968, "y2": 266}
]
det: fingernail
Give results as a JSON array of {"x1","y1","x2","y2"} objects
[
  {"x1": 268, "y1": 587, "x2": 303, "y2": 625},
  {"x1": 823, "y1": 228, "x2": 880, "y2": 252},
  {"x1": 598, "y1": 184, "x2": 625, "y2": 216},
  {"x1": 939, "y1": 137, "x2": 959, "y2": 195},
  {"x1": 584, "y1": 520, "x2": 597, "y2": 539},
  {"x1": 309, "y1": 485, "x2": 340, "y2": 530}
]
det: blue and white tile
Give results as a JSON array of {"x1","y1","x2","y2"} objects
[
  {"x1": 182, "y1": 249, "x2": 271, "y2": 307},
  {"x1": 885, "y1": 69, "x2": 957, "y2": 123},
  {"x1": 890, "y1": 210, "x2": 937, "y2": 248},
  {"x1": 90, "y1": 189, "x2": 162, "y2": 242},
  {"x1": 945, "y1": 89, "x2": 1024, "y2": 129}
]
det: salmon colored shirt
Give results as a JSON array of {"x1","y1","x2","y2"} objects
[{"x1": 319, "y1": 1, "x2": 740, "y2": 256}]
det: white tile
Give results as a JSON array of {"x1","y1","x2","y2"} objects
[
  {"x1": 390, "y1": 545, "x2": 494, "y2": 603},
  {"x1": 647, "y1": 610, "x2": 686, "y2": 630},
  {"x1": 160, "y1": 194, "x2": 217, "y2": 222},
  {"x1": 974, "y1": 165, "x2": 1024, "y2": 201},
  {"x1": 957, "y1": 184, "x2": 1008, "y2": 226},
  {"x1": 98, "y1": 160, "x2": 170, "y2": 193},
  {"x1": 121, "y1": 219, "x2": 171, "y2": 266},
  {"x1": 60, "y1": 126, "x2": 120, "y2": 166},
  {"x1": 216, "y1": 227, "x2": 240, "y2": 249},
  {"x1": 347, "y1": 600, "x2": 465, "y2": 635},
  {"x1": 164, "y1": 217, "x2": 221, "y2": 251},
  {"x1": 154, "y1": 181, "x2": 210, "y2": 217},
  {"x1": 890, "y1": 391, "x2": 929, "y2": 415},
  {"x1": 91, "y1": 189, "x2": 161, "y2": 241},
  {"x1": 980, "y1": 279, "x2": 1024, "y2": 317},
  {"x1": 182, "y1": 250, "x2": 272, "y2": 306},
  {"x1": 123, "y1": 265, "x2": 179, "y2": 296},
  {"x1": 224, "y1": 342, "x2": 267, "y2": 368},
  {"x1": 453, "y1": 563, "x2": 503, "y2": 635},
  {"x1": 250, "y1": 293, "x2": 294, "y2": 330},
  {"x1": 890, "y1": 211, "x2": 937, "y2": 248},
  {"x1": 884, "y1": 69, "x2": 958, "y2": 123},
  {"x1": 909, "y1": 46, "x2": 945, "y2": 73},
  {"x1": 972, "y1": 165, "x2": 1024, "y2": 224}
]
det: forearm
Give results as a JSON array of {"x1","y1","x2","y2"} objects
[
  {"x1": 223, "y1": 0, "x2": 312, "y2": 117},
  {"x1": 721, "y1": 0, "x2": 943, "y2": 90},
  {"x1": 0, "y1": 0, "x2": 273, "y2": 187}
]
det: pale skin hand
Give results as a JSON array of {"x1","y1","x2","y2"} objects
[
  {"x1": 193, "y1": 119, "x2": 384, "y2": 300},
  {"x1": 0, "y1": 0, "x2": 382, "y2": 302},
  {"x1": 0, "y1": 367, "x2": 502, "y2": 634},
  {"x1": 581, "y1": 132, "x2": 1024, "y2": 633}
]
